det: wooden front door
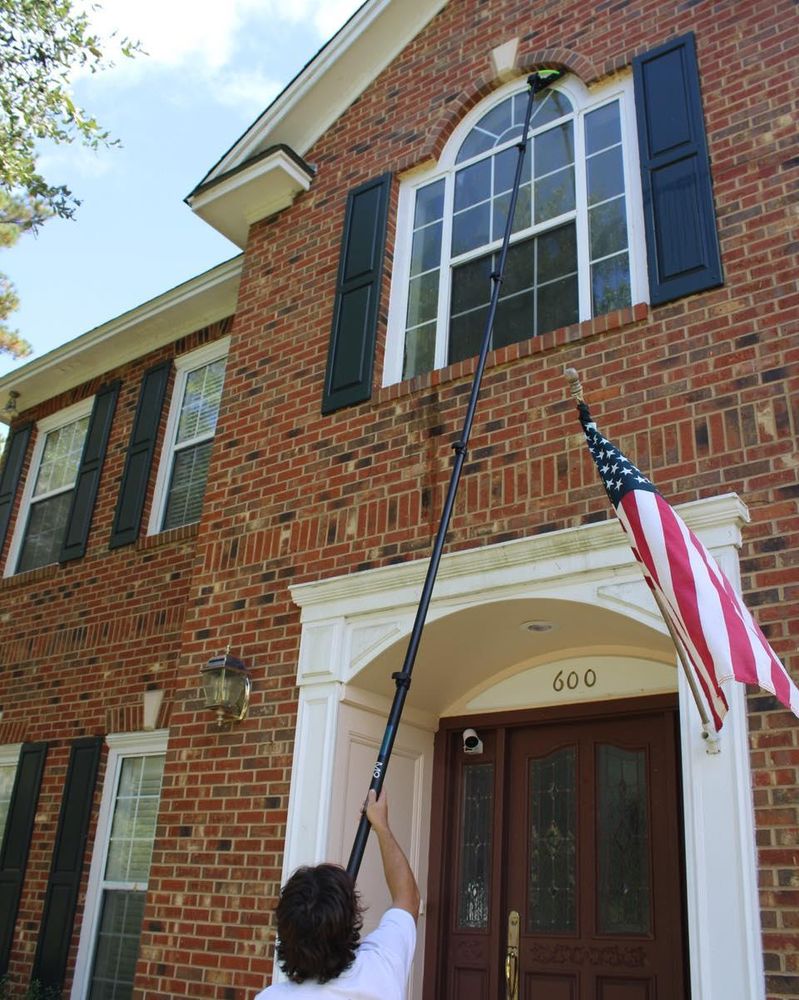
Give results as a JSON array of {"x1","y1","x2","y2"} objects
[{"x1": 424, "y1": 696, "x2": 688, "y2": 999}]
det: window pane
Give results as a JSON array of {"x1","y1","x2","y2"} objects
[
  {"x1": 587, "y1": 146, "x2": 625, "y2": 206},
  {"x1": 534, "y1": 122, "x2": 574, "y2": 177},
  {"x1": 449, "y1": 305, "x2": 489, "y2": 365},
  {"x1": 403, "y1": 322, "x2": 437, "y2": 380},
  {"x1": 530, "y1": 89, "x2": 573, "y2": 129},
  {"x1": 406, "y1": 270, "x2": 440, "y2": 328},
  {"x1": 538, "y1": 274, "x2": 579, "y2": 334},
  {"x1": 176, "y1": 358, "x2": 226, "y2": 444},
  {"x1": 537, "y1": 223, "x2": 577, "y2": 284},
  {"x1": 492, "y1": 184, "x2": 531, "y2": 240},
  {"x1": 451, "y1": 202, "x2": 491, "y2": 257},
  {"x1": 529, "y1": 747, "x2": 577, "y2": 933},
  {"x1": 410, "y1": 221, "x2": 443, "y2": 276},
  {"x1": 597, "y1": 744, "x2": 651, "y2": 935},
  {"x1": 457, "y1": 763, "x2": 494, "y2": 929},
  {"x1": 34, "y1": 415, "x2": 90, "y2": 496},
  {"x1": 414, "y1": 179, "x2": 445, "y2": 228},
  {"x1": 456, "y1": 128, "x2": 496, "y2": 165},
  {"x1": 0, "y1": 763, "x2": 16, "y2": 844},
  {"x1": 585, "y1": 101, "x2": 621, "y2": 155},
  {"x1": 592, "y1": 254, "x2": 632, "y2": 314},
  {"x1": 162, "y1": 440, "x2": 213, "y2": 530},
  {"x1": 503, "y1": 240, "x2": 535, "y2": 296},
  {"x1": 494, "y1": 291, "x2": 535, "y2": 349},
  {"x1": 88, "y1": 890, "x2": 146, "y2": 1000},
  {"x1": 473, "y1": 96, "x2": 515, "y2": 143},
  {"x1": 454, "y1": 159, "x2": 491, "y2": 212},
  {"x1": 105, "y1": 756, "x2": 165, "y2": 883},
  {"x1": 17, "y1": 490, "x2": 74, "y2": 573},
  {"x1": 451, "y1": 254, "x2": 492, "y2": 315},
  {"x1": 589, "y1": 196, "x2": 628, "y2": 259},
  {"x1": 534, "y1": 168, "x2": 575, "y2": 224}
]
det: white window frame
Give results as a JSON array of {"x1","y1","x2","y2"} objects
[
  {"x1": 0, "y1": 743, "x2": 22, "y2": 845},
  {"x1": 147, "y1": 337, "x2": 229, "y2": 534},
  {"x1": 71, "y1": 730, "x2": 168, "y2": 1000},
  {"x1": 4, "y1": 396, "x2": 95, "y2": 576},
  {"x1": 383, "y1": 72, "x2": 648, "y2": 386}
]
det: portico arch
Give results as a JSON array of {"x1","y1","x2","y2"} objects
[{"x1": 287, "y1": 493, "x2": 763, "y2": 1000}]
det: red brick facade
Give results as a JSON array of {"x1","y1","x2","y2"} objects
[{"x1": 0, "y1": 0, "x2": 796, "y2": 997}]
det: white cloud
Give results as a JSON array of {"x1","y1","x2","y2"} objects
[
  {"x1": 212, "y1": 69, "x2": 284, "y2": 112},
  {"x1": 80, "y1": 0, "x2": 364, "y2": 77}
]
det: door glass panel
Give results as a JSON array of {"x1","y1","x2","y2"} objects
[
  {"x1": 457, "y1": 762, "x2": 493, "y2": 929},
  {"x1": 596, "y1": 744, "x2": 651, "y2": 934},
  {"x1": 528, "y1": 746, "x2": 576, "y2": 933}
]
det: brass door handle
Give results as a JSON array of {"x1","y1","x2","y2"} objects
[{"x1": 506, "y1": 910, "x2": 520, "y2": 1000}]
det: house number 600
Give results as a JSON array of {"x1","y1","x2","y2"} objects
[{"x1": 553, "y1": 668, "x2": 597, "y2": 692}]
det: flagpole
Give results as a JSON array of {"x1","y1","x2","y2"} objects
[{"x1": 564, "y1": 367, "x2": 721, "y2": 752}]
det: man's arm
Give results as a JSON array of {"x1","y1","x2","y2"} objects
[{"x1": 365, "y1": 788, "x2": 421, "y2": 920}]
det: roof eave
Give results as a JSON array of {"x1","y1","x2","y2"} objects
[{"x1": 0, "y1": 256, "x2": 243, "y2": 422}]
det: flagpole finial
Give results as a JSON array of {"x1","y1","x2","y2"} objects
[{"x1": 564, "y1": 367, "x2": 584, "y2": 402}]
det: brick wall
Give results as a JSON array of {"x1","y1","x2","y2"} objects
[{"x1": 1, "y1": 0, "x2": 796, "y2": 996}]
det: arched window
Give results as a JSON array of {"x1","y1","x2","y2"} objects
[{"x1": 385, "y1": 74, "x2": 646, "y2": 383}]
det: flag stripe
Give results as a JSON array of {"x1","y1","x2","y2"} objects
[
  {"x1": 618, "y1": 491, "x2": 728, "y2": 728},
  {"x1": 581, "y1": 418, "x2": 799, "y2": 728}
]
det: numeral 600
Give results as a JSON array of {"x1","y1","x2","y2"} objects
[{"x1": 552, "y1": 668, "x2": 597, "y2": 692}]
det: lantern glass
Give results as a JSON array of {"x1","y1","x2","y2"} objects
[{"x1": 201, "y1": 655, "x2": 251, "y2": 723}]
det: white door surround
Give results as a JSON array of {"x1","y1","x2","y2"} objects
[{"x1": 288, "y1": 493, "x2": 764, "y2": 1000}]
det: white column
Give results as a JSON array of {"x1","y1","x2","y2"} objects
[{"x1": 679, "y1": 669, "x2": 765, "y2": 1000}]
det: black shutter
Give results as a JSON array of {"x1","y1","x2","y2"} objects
[
  {"x1": 0, "y1": 422, "x2": 32, "y2": 560},
  {"x1": 0, "y1": 742, "x2": 48, "y2": 974},
  {"x1": 109, "y1": 361, "x2": 171, "y2": 548},
  {"x1": 322, "y1": 173, "x2": 392, "y2": 414},
  {"x1": 32, "y1": 736, "x2": 102, "y2": 989},
  {"x1": 60, "y1": 381, "x2": 120, "y2": 563},
  {"x1": 633, "y1": 32, "x2": 723, "y2": 305}
]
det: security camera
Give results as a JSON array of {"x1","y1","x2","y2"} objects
[{"x1": 462, "y1": 728, "x2": 483, "y2": 755}]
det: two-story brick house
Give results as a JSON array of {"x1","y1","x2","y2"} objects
[{"x1": 0, "y1": 0, "x2": 796, "y2": 998}]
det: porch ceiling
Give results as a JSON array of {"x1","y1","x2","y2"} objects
[{"x1": 351, "y1": 597, "x2": 674, "y2": 716}]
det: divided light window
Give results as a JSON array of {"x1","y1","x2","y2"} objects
[
  {"x1": 150, "y1": 341, "x2": 228, "y2": 533},
  {"x1": 6, "y1": 399, "x2": 92, "y2": 574},
  {"x1": 391, "y1": 75, "x2": 643, "y2": 382},
  {"x1": 73, "y1": 735, "x2": 167, "y2": 1000}
]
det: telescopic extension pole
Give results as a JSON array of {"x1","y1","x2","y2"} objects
[{"x1": 347, "y1": 69, "x2": 562, "y2": 879}]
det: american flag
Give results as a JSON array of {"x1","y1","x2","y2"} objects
[{"x1": 578, "y1": 404, "x2": 799, "y2": 731}]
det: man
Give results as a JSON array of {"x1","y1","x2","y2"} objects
[{"x1": 256, "y1": 788, "x2": 419, "y2": 999}]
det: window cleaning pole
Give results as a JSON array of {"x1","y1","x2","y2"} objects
[{"x1": 347, "y1": 69, "x2": 563, "y2": 879}]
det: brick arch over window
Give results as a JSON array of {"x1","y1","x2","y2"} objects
[{"x1": 416, "y1": 48, "x2": 602, "y2": 165}]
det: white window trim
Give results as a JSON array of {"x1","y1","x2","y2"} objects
[
  {"x1": 4, "y1": 396, "x2": 95, "y2": 577},
  {"x1": 383, "y1": 71, "x2": 648, "y2": 386},
  {"x1": 70, "y1": 729, "x2": 169, "y2": 1000},
  {"x1": 147, "y1": 337, "x2": 229, "y2": 535}
]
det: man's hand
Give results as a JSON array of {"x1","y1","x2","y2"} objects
[{"x1": 365, "y1": 788, "x2": 389, "y2": 833}]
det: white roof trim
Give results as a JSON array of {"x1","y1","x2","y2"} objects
[
  {"x1": 0, "y1": 256, "x2": 243, "y2": 421},
  {"x1": 188, "y1": 147, "x2": 314, "y2": 248}
]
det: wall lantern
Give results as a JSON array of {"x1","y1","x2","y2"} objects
[{"x1": 201, "y1": 652, "x2": 251, "y2": 725}]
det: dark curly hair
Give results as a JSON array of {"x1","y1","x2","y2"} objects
[{"x1": 275, "y1": 863, "x2": 364, "y2": 984}]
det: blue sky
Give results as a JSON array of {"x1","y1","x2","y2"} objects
[{"x1": 0, "y1": 0, "x2": 363, "y2": 378}]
